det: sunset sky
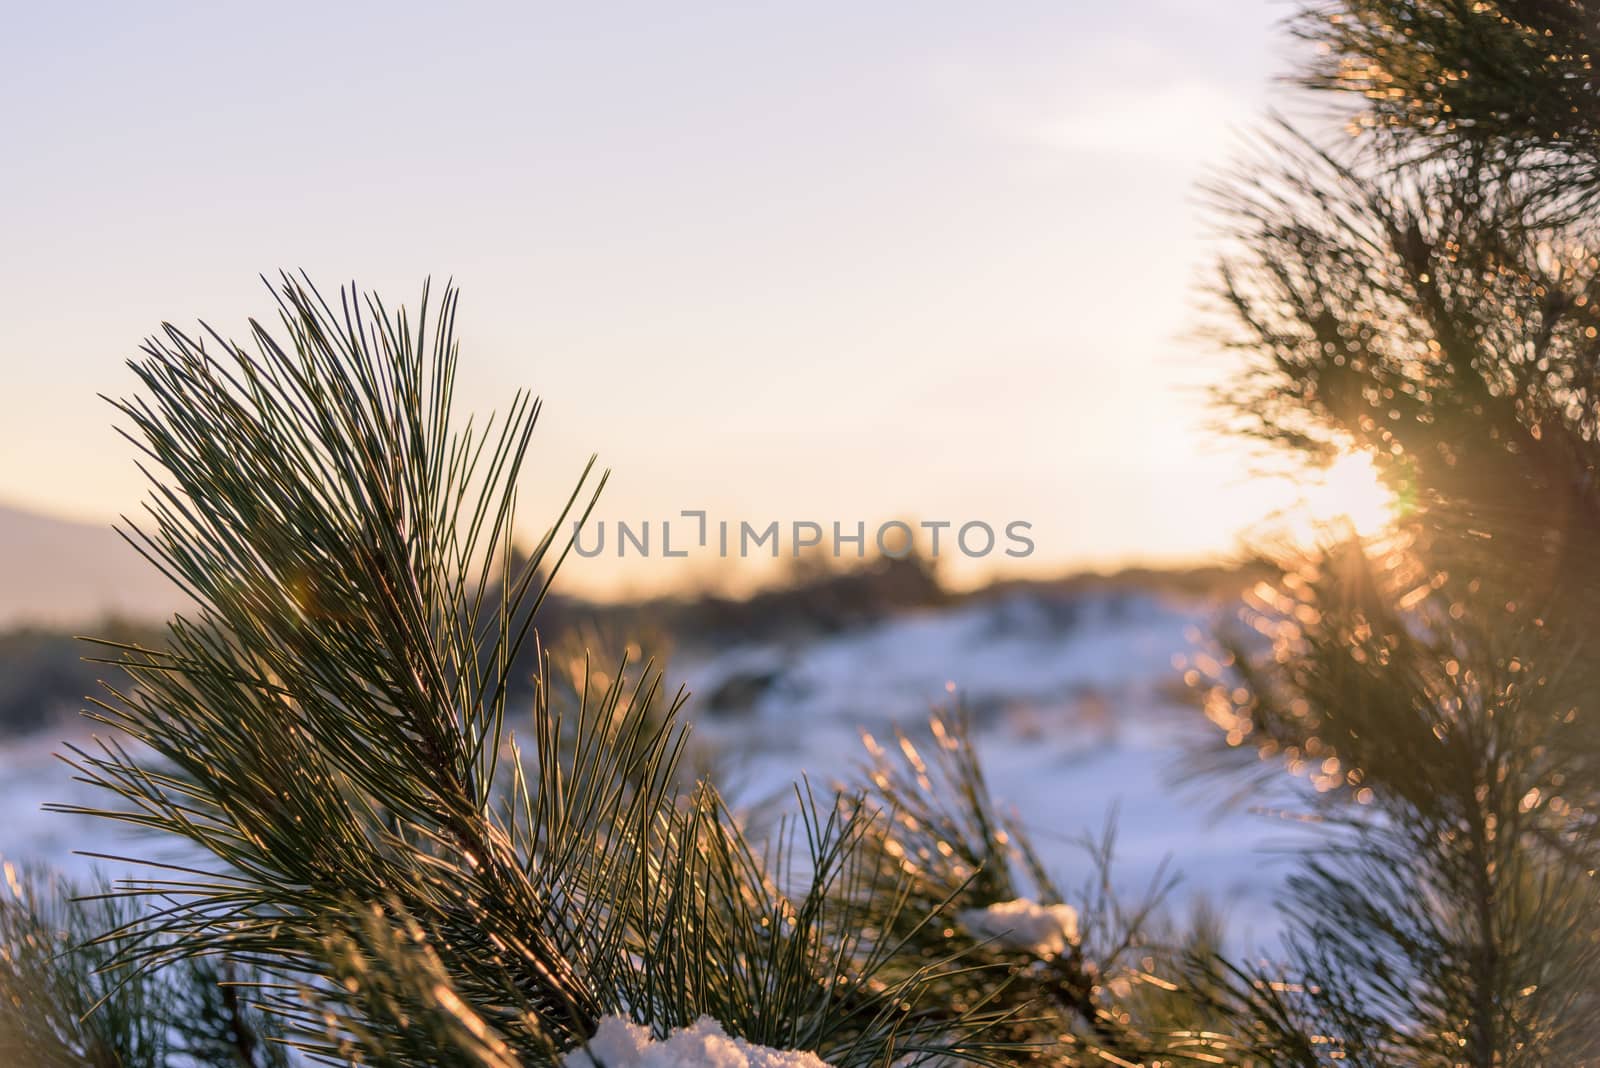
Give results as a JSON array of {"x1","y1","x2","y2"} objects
[{"x1": 2, "y1": 2, "x2": 1324, "y2": 597}]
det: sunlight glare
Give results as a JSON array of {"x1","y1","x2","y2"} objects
[{"x1": 1303, "y1": 450, "x2": 1395, "y2": 538}]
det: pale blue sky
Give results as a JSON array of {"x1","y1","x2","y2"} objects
[{"x1": 2, "y1": 2, "x2": 1307, "y2": 596}]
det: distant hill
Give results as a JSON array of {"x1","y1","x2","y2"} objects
[{"x1": 0, "y1": 502, "x2": 189, "y2": 626}]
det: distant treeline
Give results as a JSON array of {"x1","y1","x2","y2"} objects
[
  {"x1": 0, "y1": 557, "x2": 1264, "y2": 738},
  {"x1": 0, "y1": 621, "x2": 165, "y2": 736}
]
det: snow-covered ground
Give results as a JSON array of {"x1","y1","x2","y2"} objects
[
  {"x1": 671, "y1": 589, "x2": 1308, "y2": 945},
  {"x1": 0, "y1": 588, "x2": 1309, "y2": 945}
]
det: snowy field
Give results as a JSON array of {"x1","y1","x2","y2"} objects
[
  {"x1": 672, "y1": 589, "x2": 1309, "y2": 945},
  {"x1": 0, "y1": 588, "x2": 1309, "y2": 946}
]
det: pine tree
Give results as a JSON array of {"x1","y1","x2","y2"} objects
[
  {"x1": 0, "y1": 866, "x2": 288, "y2": 1067},
  {"x1": 1190, "y1": 0, "x2": 1600, "y2": 1063},
  {"x1": 20, "y1": 275, "x2": 1053, "y2": 1067}
]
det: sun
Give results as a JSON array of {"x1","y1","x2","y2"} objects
[{"x1": 1302, "y1": 450, "x2": 1396, "y2": 538}]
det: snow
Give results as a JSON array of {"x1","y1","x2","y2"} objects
[
  {"x1": 958, "y1": 898, "x2": 1079, "y2": 957},
  {"x1": 674, "y1": 590, "x2": 1312, "y2": 945},
  {"x1": 0, "y1": 587, "x2": 1312, "y2": 947},
  {"x1": 562, "y1": 1016, "x2": 831, "y2": 1068},
  {"x1": 0, "y1": 728, "x2": 208, "y2": 886}
]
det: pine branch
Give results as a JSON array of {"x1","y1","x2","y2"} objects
[{"x1": 58, "y1": 274, "x2": 1017, "y2": 1067}]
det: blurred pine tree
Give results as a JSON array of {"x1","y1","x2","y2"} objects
[{"x1": 1191, "y1": 0, "x2": 1600, "y2": 1063}]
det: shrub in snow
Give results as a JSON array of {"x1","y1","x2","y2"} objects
[
  {"x1": 562, "y1": 1016, "x2": 831, "y2": 1068},
  {"x1": 957, "y1": 898, "x2": 1079, "y2": 957}
]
